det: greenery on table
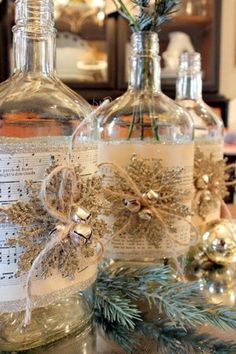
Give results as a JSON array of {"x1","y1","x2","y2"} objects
[{"x1": 94, "y1": 265, "x2": 236, "y2": 353}]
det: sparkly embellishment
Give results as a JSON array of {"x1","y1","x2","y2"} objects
[
  {"x1": 71, "y1": 224, "x2": 93, "y2": 246},
  {"x1": 100, "y1": 154, "x2": 191, "y2": 247},
  {"x1": 123, "y1": 199, "x2": 142, "y2": 213},
  {"x1": 70, "y1": 206, "x2": 91, "y2": 223},
  {"x1": 138, "y1": 208, "x2": 152, "y2": 221},
  {"x1": 194, "y1": 148, "x2": 229, "y2": 220}
]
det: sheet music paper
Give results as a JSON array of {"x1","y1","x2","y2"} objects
[{"x1": 0, "y1": 137, "x2": 98, "y2": 311}]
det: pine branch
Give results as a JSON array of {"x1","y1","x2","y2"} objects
[
  {"x1": 113, "y1": 0, "x2": 140, "y2": 31},
  {"x1": 112, "y1": 0, "x2": 180, "y2": 32},
  {"x1": 95, "y1": 265, "x2": 236, "y2": 353},
  {"x1": 94, "y1": 311, "x2": 139, "y2": 353},
  {"x1": 94, "y1": 288, "x2": 142, "y2": 329},
  {"x1": 203, "y1": 306, "x2": 236, "y2": 331},
  {"x1": 96, "y1": 265, "x2": 236, "y2": 332},
  {"x1": 144, "y1": 281, "x2": 213, "y2": 328},
  {"x1": 96, "y1": 265, "x2": 173, "y2": 300},
  {"x1": 138, "y1": 320, "x2": 236, "y2": 354}
]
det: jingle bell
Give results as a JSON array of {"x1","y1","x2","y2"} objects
[
  {"x1": 70, "y1": 206, "x2": 91, "y2": 223},
  {"x1": 202, "y1": 219, "x2": 236, "y2": 264},
  {"x1": 123, "y1": 199, "x2": 141, "y2": 213},
  {"x1": 144, "y1": 190, "x2": 159, "y2": 201},
  {"x1": 196, "y1": 174, "x2": 210, "y2": 190},
  {"x1": 70, "y1": 224, "x2": 93, "y2": 246},
  {"x1": 139, "y1": 208, "x2": 152, "y2": 221},
  {"x1": 49, "y1": 224, "x2": 66, "y2": 236}
]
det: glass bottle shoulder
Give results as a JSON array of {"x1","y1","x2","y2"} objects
[
  {"x1": 99, "y1": 89, "x2": 193, "y2": 144},
  {"x1": 176, "y1": 98, "x2": 224, "y2": 140},
  {"x1": 0, "y1": 73, "x2": 92, "y2": 138}
]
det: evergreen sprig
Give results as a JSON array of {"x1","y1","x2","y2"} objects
[
  {"x1": 94, "y1": 265, "x2": 236, "y2": 353},
  {"x1": 113, "y1": 0, "x2": 180, "y2": 32},
  {"x1": 139, "y1": 320, "x2": 236, "y2": 354}
]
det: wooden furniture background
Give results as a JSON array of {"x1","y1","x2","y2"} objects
[
  {"x1": 0, "y1": 0, "x2": 229, "y2": 125},
  {"x1": 0, "y1": 0, "x2": 10, "y2": 83}
]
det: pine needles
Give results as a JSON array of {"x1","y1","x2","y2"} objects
[
  {"x1": 94, "y1": 265, "x2": 236, "y2": 353},
  {"x1": 113, "y1": 0, "x2": 180, "y2": 32}
]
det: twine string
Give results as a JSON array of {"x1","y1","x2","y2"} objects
[{"x1": 219, "y1": 198, "x2": 232, "y2": 219}]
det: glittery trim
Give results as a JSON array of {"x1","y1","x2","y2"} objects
[{"x1": 0, "y1": 274, "x2": 96, "y2": 313}]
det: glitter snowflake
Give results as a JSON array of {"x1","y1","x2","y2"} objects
[
  {"x1": 193, "y1": 148, "x2": 229, "y2": 220},
  {"x1": 101, "y1": 154, "x2": 191, "y2": 247},
  {"x1": 1, "y1": 165, "x2": 107, "y2": 278}
]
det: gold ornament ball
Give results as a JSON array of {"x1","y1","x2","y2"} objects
[
  {"x1": 201, "y1": 265, "x2": 236, "y2": 306},
  {"x1": 202, "y1": 219, "x2": 236, "y2": 264}
]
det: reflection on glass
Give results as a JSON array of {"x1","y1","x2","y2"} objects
[
  {"x1": 56, "y1": 32, "x2": 108, "y2": 82},
  {"x1": 54, "y1": 1, "x2": 108, "y2": 83}
]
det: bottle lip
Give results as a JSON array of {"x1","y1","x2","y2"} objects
[
  {"x1": 131, "y1": 31, "x2": 160, "y2": 55},
  {"x1": 14, "y1": 0, "x2": 55, "y2": 33},
  {"x1": 131, "y1": 31, "x2": 159, "y2": 37},
  {"x1": 179, "y1": 51, "x2": 202, "y2": 73}
]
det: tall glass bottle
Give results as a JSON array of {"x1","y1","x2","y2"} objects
[
  {"x1": 0, "y1": 0, "x2": 97, "y2": 351},
  {"x1": 176, "y1": 52, "x2": 224, "y2": 227},
  {"x1": 98, "y1": 32, "x2": 194, "y2": 265}
]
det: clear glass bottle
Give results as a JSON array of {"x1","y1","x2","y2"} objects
[
  {"x1": 98, "y1": 32, "x2": 194, "y2": 265},
  {"x1": 0, "y1": 0, "x2": 97, "y2": 351},
  {"x1": 176, "y1": 52, "x2": 224, "y2": 226}
]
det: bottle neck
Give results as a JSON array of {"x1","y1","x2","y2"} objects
[
  {"x1": 128, "y1": 32, "x2": 161, "y2": 92},
  {"x1": 13, "y1": 29, "x2": 55, "y2": 75},
  {"x1": 13, "y1": 0, "x2": 55, "y2": 75},
  {"x1": 176, "y1": 52, "x2": 203, "y2": 101}
]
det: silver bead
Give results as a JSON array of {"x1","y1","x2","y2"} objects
[
  {"x1": 70, "y1": 224, "x2": 93, "y2": 246},
  {"x1": 123, "y1": 199, "x2": 141, "y2": 213},
  {"x1": 144, "y1": 190, "x2": 159, "y2": 201},
  {"x1": 139, "y1": 208, "x2": 152, "y2": 221},
  {"x1": 196, "y1": 174, "x2": 210, "y2": 190},
  {"x1": 70, "y1": 206, "x2": 91, "y2": 223}
]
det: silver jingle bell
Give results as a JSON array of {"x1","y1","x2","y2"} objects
[
  {"x1": 144, "y1": 189, "x2": 159, "y2": 201},
  {"x1": 196, "y1": 174, "x2": 210, "y2": 190},
  {"x1": 123, "y1": 199, "x2": 141, "y2": 213},
  {"x1": 139, "y1": 208, "x2": 152, "y2": 221},
  {"x1": 70, "y1": 223, "x2": 93, "y2": 246},
  {"x1": 202, "y1": 219, "x2": 236, "y2": 264},
  {"x1": 70, "y1": 205, "x2": 91, "y2": 223},
  {"x1": 49, "y1": 224, "x2": 66, "y2": 236}
]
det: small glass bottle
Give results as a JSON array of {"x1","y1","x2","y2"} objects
[
  {"x1": 0, "y1": 0, "x2": 97, "y2": 351},
  {"x1": 176, "y1": 52, "x2": 224, "y2": 226},
  {"x1": 98, "y1": 32, "x2": 194, "y2": 266}
]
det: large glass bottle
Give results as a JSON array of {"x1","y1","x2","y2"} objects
[
  {"x1": 0, "y1": 0, "x2": 97, "y2": 351},
  {"x1": 176, "y1": 52, "x2": 224, "y2": 227},
  {"x1": 98, "y1": 32, "x2": 194, "y2": 265}
]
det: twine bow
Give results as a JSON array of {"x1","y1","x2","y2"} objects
[{"x1": 23, "y1": 101, "x2": 109, "y2": 326}]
